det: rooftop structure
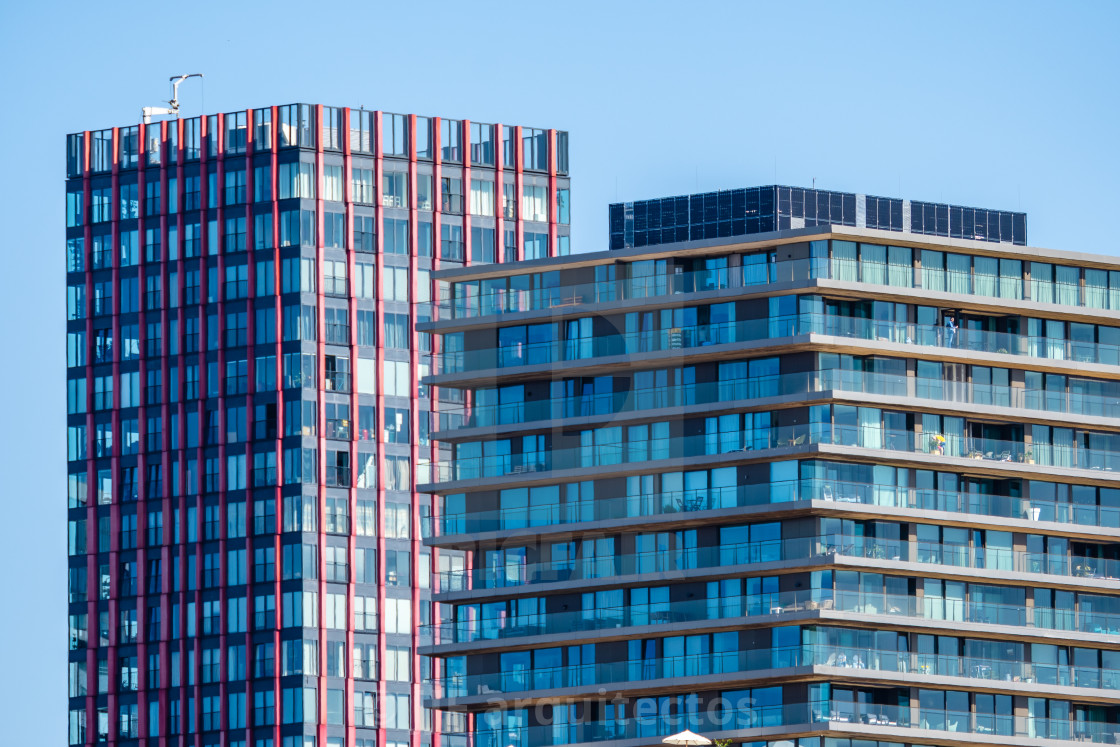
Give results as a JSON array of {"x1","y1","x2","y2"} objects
[{"x1": 609, "y1": 185, "x2": 1026, "y2": 250}]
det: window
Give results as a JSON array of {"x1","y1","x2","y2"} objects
[
  {"x1": 470, "y1": 178, "x2": 495, "y2": 216},
  {"x1": 226, "y1": 310, "x2": 248, "y2": 346},
  {"x1": 324, "y1": 210, "x2": 345, "y2": 248},
  {"x1": 522, "y1": 184, "x2": 548, "y2": 222},
  {"x1": 417, "y1": 174, "x2": 434, "y2": 210},
  {"x1": 166, "y1": 176, "x2": 178, "y2": 214},
  {"x1": 383, "y1": 266, "x2": 409, "y2": 302},
  {"x1": 522, "y1": 127, "x2": 548, "y2": 170},
  {"x1": 325, "y1": 309, "x2": 350, "y2": 346},
  {"x1": 350, "y1": 110, "x2": 373, "y2": 153},
  {"x1": 378, "y1": 503, "x2": 409, "y2": 540},
  {"x1": 225, "y1": 169, "x2": 246, "y2": 204},
  {"x1": 226, "y1": 110, "x2": 248, "y2": 154},
  {"x1": 441, "y1": 176, "x2": 463, "y2": 213},
  {"x1": 322, "y1": 107, "x2": 343, "y2": 150},
  {"x1": 416, "y1": 116, "x2": 433, "y2": 158},
  {"x1": 282, "y1": 304, "x2": 316, "y2": 342},
  {"x1": 143, "y1": 181, "x2": 161, "y2": 217},
  {"x1": 120, "y1": 183, "x2": 139, "y2": 219},
  {"x1": 384, "y1": 598, "x2": 411, "y2": 634},
  {"x1": 441, "y1": 119, "x2": 462, "y2": 162},
  {"x1": 281, "y1": 257, "x2": 316, "y2": 293},
  {"x1": 91, "y1": 130, "x2": 112, "y2": 171},
  {"x1": 323, "y1": 165, "x2": 343, "y2": 201},
  {"x1": 354, "y1": 262, "x2": 374, "y2": 298},
  {"x1": 183, "y1": 175, "x2": 200, "y2": 210},
  {"x1": 67, "y1": 132, "x2": 85, "y2": 177},
  {"x1": 278, "y1": 162, "x2": 315, "y2": 199},
  {"x1": 471, "y1": 226, "x2": 495, "y2": 264},
  {"x1": 440, "y1": 223, "x2": 463, "y2": 261},
  {"x1": 277, "y1": 104, "x2": 313, "y2": 148},
  {"x1": 386, "y1": 645, "x2": 411, "y2": 681},
  {"x1": 352, "y1": 168, "x2": 374, "y2": 203},
  {"x1": 524, "y1": 232, "x2": 548, "y2": 260},
  {"x1": 91, "y1": 187, "x2": 111, "y2": 223},
  {"x1": 254, "y1": 212, "x2": 273, "y2": 250},
  {"x1": 382, "y1": 113, "x2": 408, "y2": 156},
  {"x1": 225, "y1": 216, "x2": 246, "y2": 252},
  {"x1": 253, "y1": 165, "x2": 272, "y2": 202},
  {"x1": 65, "y1": 236, "x2": 84, "y2": 274},
  {"x1": 357, "y1": 311, "x2": 375, "y2": 346},
  {"x1": 557, "y1": 131, "x2": 569, "y2": 174},
  {"x1": 383, "y1": 171, "x2": 408, "y2": 208},
  {"x1": 324, "y1": 260, "x2": 348, "y2": 296},
  {"x1": 385, "y1": 455, "x2": 411, "y2": 491},
  {"x1": 383, "y1": 218, "x2": 409, "y2": 255},
  {"x1": 119, "y1": 126, "x2": 139, "y2": 167},
  {"x1": 225, "y1": 264, "x2": 248, "y2": 299},
  {"x1": 326, "y1": 546, "x2": 348, "y2": 582},
  {"x1": 419, "y1": 220, "x2": 433, "y2": 257},
  {"x1": 470, "y1": 122, "x2": 495, "y2": 166},
  {"x1": 354, "y1": 215, "x2": 375, "y2": 253},
  {"x1": 384, "y1": 313, "x2": 410, "y2": 349},
  {"x1": 66, "y1": 189, "x2": 83, "y2": 227},
  {"x1": 384, "y1": 360, "x2": 410, "y2": 398}
]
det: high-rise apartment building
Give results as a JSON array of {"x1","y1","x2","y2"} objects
[
  {"x1": 421, "y1": 188, "x2": 1120, "y2": 747},
  {"x1": 64, "y1": 104, "x2": 570, "y2": 747}
]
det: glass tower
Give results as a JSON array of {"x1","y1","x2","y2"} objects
[
  {"x1": 422, "y1": 214, "x2": 1120, "y2": 747},
  {"x1": 64, "y1": 104, "x2": 570, "y2": 747}
]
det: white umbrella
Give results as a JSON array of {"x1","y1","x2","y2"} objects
[{"x1": 662, "y1": 730, "x2": 712, "y2": 746}]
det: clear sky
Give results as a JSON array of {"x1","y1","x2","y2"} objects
[{"x1": 2, "y1": 0, "x2": 1119, "y2": 739}]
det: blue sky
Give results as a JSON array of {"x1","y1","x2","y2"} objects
[{"x1": 2, "y1": 0, "x2": 1119, "y2": 738}]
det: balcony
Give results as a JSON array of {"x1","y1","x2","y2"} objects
[
  {"x1": 437, "y1": 368, "x2": 1120, "y2": 434},
  {"x1": 431, "y1": 645, "x2": 1120, "y2": 701},
  {"x1": 430, "y1": 426, "x2": 1120, "y2": 485},
  {"x1": 325, "y1": 418, "x2": 351, "y2": 440},
  {"x1": 423, "y1": 589, "x2": 1117, "y2": 646},
  {"x1": 325, "y1": 466, "x2": 350, "y2": 488},
  {"x1": 324, "y1": 371, "x2": 350, "y2": 393},
  {"x1": 429, "y1": 477, "x2": 1120, "y2": 539},
  {"x1": 434, "y1": 312, "x2": 1120, "y2": 375},
  {"x1": 443, "y1": 703, "x2": 1120, "y2": 746},
  {"x1": 436, "y1": 534, "x2": 1120, "y2": 593}
]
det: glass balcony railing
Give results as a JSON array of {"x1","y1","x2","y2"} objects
[
  {"x1": 437, "y1": 368, "x2": 1120, "y2": 433},
  {"x1": 440, "y1": 703, "x2": 1118, "y2": 747},
  {"x1": 423, "y1": 589, "x2": 1118, "y2": 645},
  {"x1": 436, "y1": 262, "x2": 814, "y2": 321},
  {"x1": 430, "y1": 425, "x2": 1120, "y2": 484},
  {"x1": 436, "y1": 534, "x2": 1120, "y2": 592},
  {"x1": 432, "y1": 645, "x2": 1120, "y2": 699},
  {"x1": 429, "y1": 478, "x2": 1120, "y2": 538},
  {"x1": 435, "y1": 313, "x2": 1120, "y2": 375}
]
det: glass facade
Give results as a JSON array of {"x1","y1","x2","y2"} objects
[
  {"x1": 608, "y1": 185, "x2": 1026, "y2": 250},
  {"x1": 64, "y1": 105, "x2": 569, "y2": 747},
  {"x1": 422, "y1": 225, "x2": 1120, "y2": 747}
]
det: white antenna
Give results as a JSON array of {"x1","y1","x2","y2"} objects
[{"x1": 142, "y1": 73, "x2": 204, "y2": 123}]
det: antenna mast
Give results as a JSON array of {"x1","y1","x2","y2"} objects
[{"x1": 142, "y1": 73, "x2": 204, "y2": 123}]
